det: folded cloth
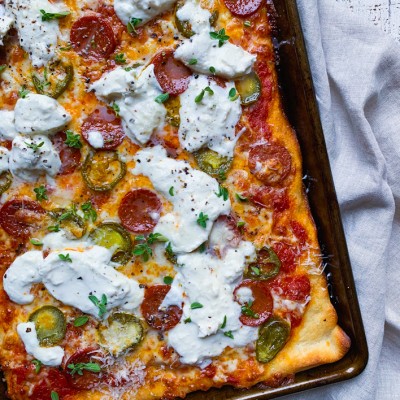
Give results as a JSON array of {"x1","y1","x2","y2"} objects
[{"x1": 283, "y1": 1, "x2": 400, "y2": 399}]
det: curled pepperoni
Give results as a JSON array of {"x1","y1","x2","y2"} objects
[
  {"x1": 118, "y1": 189, "x2": 162, "y2": 234},
  {"x1": 250, "y1": 186, "x2": 290, "y2": 212},
  {"x1": 0, "y1": 200, "x2": 45, "y2": 239},
  {"x1": 81, "y1": 106, "x2": 125, "y2": 150},
  {"x1": 64, "y1": 347, "x2": 104, "y2": 390},
  {"x1": 153, "y1": 50, "x2": 192, "y2": 95},
  {"x1": 209, "y1": 214, "x2": 241, "y2": 257},
  {"x1": 31, "y1": 369, "x2": 76, "y2": 400},
  {"x1": 70, "y1": 15, "x2": 116, "y2": 60},
  {"x1": 248, "y1": 144, "x2": 292, "y2": 186},
  {"x1": 141, "y1": 285, "x2": 183, "y2": 331},
  {"x1": 224, "y1": 0, "x2": 263, "y2": 16},
  {"x1": 270, "y1": 275, "x2": 311, "y2": 302},
  {"x1": 272, "y1": 242, "x2": 298, "y2": 274},
  {"x1": 52, "y1": 132, "x2": 81, "y2": 175},
  {"x1": 234, "y1": 280, "x2": 273, "y2": 327}
]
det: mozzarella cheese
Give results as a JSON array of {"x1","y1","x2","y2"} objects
[
  {"x1": 17, "y1": 322, "x2": 64, "y2": 366},
  {"x1": 114, "y1": 0, "x2": 176, "y2": 26},
  {"x1": 174, "y1": 0, "x2": 256, "y2": 79},
  {"x1": 179, "y1": 75, "x2": 242, "y2": 157},
  {"x1": 133, "y1": 145, "x2": 231, "y2": 253},
  {"x1": 87, "y1": 130, "x2": 105, "y2": 149},
  {"x1": 91, "y1": 65, "x2": 166, "y2": 144},
  {"x1": 0, "y1": 110, "x2": 18, "y2": 141},
  {"x1": 0, "y1": 147, "x2": 9, "y2": 175},
  {"x1": 9, "y1": 135, "x2": 61, "y2": 181},
  {"x1": 3, "y1": 232, "x2": 144, "y2": 318},
  {"x1": 14, "y1": 94, "x2": 71, "y2": 136},
  {"x1": 162, "y1": 241, "x2": 258, "y2": 366}
]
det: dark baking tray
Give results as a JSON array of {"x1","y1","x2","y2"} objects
[{"x1": 0, "y1": 1, "x2": 368, "y2": 399}]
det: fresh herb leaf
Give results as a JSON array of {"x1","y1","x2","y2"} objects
[
  {"x1": 59, "y1": 44, "x2": 72, "y2": 51},
  {"x1": 50, "y1": 391, "x2": 59, "y2": 400},
  {"x1": 184, "y1": 317, "x2": 192, "y2": 324},
  {"x1": 111, "y1": 102, "x2": 120, "y2": 116},
  {"x1": 133, "y1": 233, "x2": 168, "y2": 262},
  {"x1": 191, "y1": 302, "x2": 203, "y2": 309},
  {"x1": 65, "y1": 130, "x2": 82, "y2": 149},
  {"x1": 30, "y1": 238, "x2": 43, "y2": 246},
  {"x1": 40, "y1": 9, "x2": 70, "y2": 21},
  {"x1": 250, "y1": 266, "x2": 260, "y2": 276},
  {"x1": 0, "y1": 65, "x2": 7, "y2": 74},
  {"x1": 229, "y1": 87, "x2": 239, "y2": 101},
  {"x1": 147, "y1": 233, "x2": 168, "y2": 245},
  {"x1": 163, "y1": 276, "x2": 173, "y2": 285},
  {"x1": 220, "y1": 315, "x2": 227, "y2": 329},
  {"x1": 216, "y1": 185, "x2": 229, "y2": 201},
  {"x1": 32, "y1": 359, "x2": 42, "y2": 374},
  {"x1": 133, "y1": 242, "x2": 152, "y2": 262},
  {"x1": 198, "y1": 242, "x2": 206, "y2": 253},
  {"x1": 74, "y1": 315, "x2": 89, "y2": 327},
  {"x1": 224, "y1": 331, "x2": 234, "y2": 339},
  {"x1": 25, "y1": 141, "x2": 44, "y2": 151},
  {"x1": 114, "y1": 53, "x2": 127, "y2": 64},
  {"x1": 209, "y1": 66, "x2": 216, "y2": 74},
  {"x1": 244, "y1": 20, "x2": 252, "y2": 27},
  {"x1": 209, "y1": 28, "x2": 230, "y2": 47},
  {"x1": 155, "y1": 92, "x2": 170, "y2": 104},
  {"x1": 165, "y1": 242, "x2": 176, "y2": 263},
  {"x1": 67, "y1": 362, "x2": 101, "y2": 376},
  {"x1": 18, "y1": 86, "x2": 30, "y2": 99},
  {"x1": 237, "y1": 221, "x2": 246, "y2": 228},
  {"x1": 59, "y1": 253, "x2": 72, "y2": 262},
  {"x1": 88, "y1": 294, "x2": 108, "y2": 318},
  {"x1": 197, "y1": 212, "x2": 209, "y2": 228},
  {"x1": 195, "y1": 86, "x2": 214, "y2": 103},
  {"x1": 34, "y1": 185, "x2": 48, "y2": 201},
  {"x1": 81, "y1": 202, "x2": 97, "y2": 222},
  {"x1": 235, "y1": 193, "x2": 248, "y2": 202},
  {"x1": 127, "y1": 17, "x2": 142, "y2": 35},
  {"x1": 188, "y1": 58, "x2": 198, "y2": 65},
  {"x1": 48, "y1": 224, "x2": 61, "y2": 232},
  {"x1": 218, "y1": 170, "x2": 227, "y2": 181},
  {"x1": 169, "y1": 186, "x2": 175, "y2": 196},
  {"x1": 241, "y1": 303, "x2": 260, "y2": 319}
]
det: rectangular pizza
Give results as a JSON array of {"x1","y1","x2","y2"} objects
[{"x1": 0, "y1": 0, "x2": 351, "y2": 399}]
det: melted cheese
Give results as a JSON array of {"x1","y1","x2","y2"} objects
[
  {"x1": 0, "y1": 110, "x2": 18, "y2": 141},
  {"x1": 0, "y1": 147, "x2": 9, "y2": 175},
  {"x1": 179, "y1": 75, "x2": 242, "y2": 157},
  {"x1": 133, "y1": 145, "x2": 231, "y2": 253}
]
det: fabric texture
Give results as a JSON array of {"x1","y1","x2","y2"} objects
[{"x1": 282, "y1": 1, "x2": 400, "y2": 399}]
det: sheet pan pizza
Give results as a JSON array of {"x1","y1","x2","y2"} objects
[{"x1": 0, "y1": 0, "x2": 351, "y2": 399}]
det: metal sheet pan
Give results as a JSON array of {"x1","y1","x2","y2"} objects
[{"x1": 0, "y1": 0, "x2": 368, "y2": 398}]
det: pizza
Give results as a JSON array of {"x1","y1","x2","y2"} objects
[{"x1": 0, "y1": 0, "x2": 351, "y2": 399}]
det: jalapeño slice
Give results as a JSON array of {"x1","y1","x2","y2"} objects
[
  {"x1": 235, "y1": 71, "x2": 261, "y2": 106},
  {"x1": 245, "y1": 246, "x2": 281, "y2": 280},
  {"x1": 194, "y1": 148, "x2": 232, "y2": 180}
]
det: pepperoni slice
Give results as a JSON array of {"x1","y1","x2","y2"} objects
[
  {"x1": 248, "y1": 144, "x2": 292, "y2": 186},
  {"x1": 65, "y1": 348, "x2": 104, "y2": 390},
  {"x1": 291, "y1": 221, "x2": 308, "y2": 246},
  {"x1": 118, "y1": 189, "x2": 162, "y2": 234},
  {"x1": 153, "y1": 50, "x2": 192, "y2": 95},
  {"x1": 234, "y1": 280, "x2": 273, "y2": 327},
  {"x1": 52, "y1": 132, "x2": 81, "y2": 175},
  {"x1": 250, "y1": 186, "x2": 290, "y2": 212},
  {"x1": 31, "y1": 369, "x2": 76, "y2": 400},
  {"x1": 141, "y1": 285, "x2": 183, "y2": 331},
  {"x1": 70, "y1": 15, "x2": 116, "y2": 60},
  {"x1": 224, "y1": 0, "x2": 263, "y2": 16},
  {"x1": 81, "y1": 106, "x2": 125, "y2": 150},
  {"x1": 0, "y1": 200, "x2": 45, "y2": 239},
  {"x1": 270, "y1": 275, "x2": 311, "y2": 302},
  {"x1": 209, "y1": 214, "x2": 241, "y2": 257},
  {"x1": 272, "y1": 242, "x2": 298, "y2": 274}
]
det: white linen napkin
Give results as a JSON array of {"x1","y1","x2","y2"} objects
[{"x1": 282, "y1": 0, "x2": 400, "y2": 399}]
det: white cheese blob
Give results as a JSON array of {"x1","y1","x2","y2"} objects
[
  {"x1": 3, "y1": 232, "x2": 144, "y2": 318},
  {"x1": 0, "y1": 4, "x2": 14, "y2": 45},
  {"x1": 174, "y1": 0, "x2": 256, "y2": 79},
  {"x1": 0, "y1": 147, "x2": 9, "y2": 175},
  {"x1": 162, "y1": 242, "x2": 258, "y2": 366},
  {"x1": 179, "y1": 75, "x2": 242, "y2": 157},
  {"x1": 91, "y1": 65, "x2": 166, "y2": 145},
  {"x1": 235, "y1": 286, "x2": 254, "y2": 305},
  {"x1": 114, "y1": 0, "x2": 176, "y2": 26},
  {"x1": 0, "y1": 110, "x2": 18, "y2": 141},
  {"x1": 14, "y1": 94, "x2": 71, "y2": 136},
  {"x1": 9, "y1": 135, "x2": 61, "y2": 181},
  {"x1": 17, "y1": 322, "x2": 64, "y2": 366},
  {"x1": 87, "y1": 130, "x2": 105, "y2": 149},
  {"x1": 4, "y1": 0, "x2": 67, "y2": 67},
  {"x1": 133, "y1": 146, "x2": 231, "y2": 253}
]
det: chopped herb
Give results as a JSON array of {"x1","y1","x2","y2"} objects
[
  {"x1": 195, "y1": 86, "x2": 214, "y2": 103},
  {"x1": 241, "y1": 303, "x2": 260, "y2": 319},
  {"x1": 59, "y1": 253, "x2": 72, "y2": 263},
  {"x1": 198, "y1": 242, "x2": 206, "y2": 253},
  {"x1": 229, "y1": 87, "x2": 240, "y2": 101},
  {"x1": 18, "y1": 86, "x2": 30, "y2": 99},
  {"x1": 50, "y1": 391, "x2": 59, "y2": 400},
  {"x1": 67, "y1": 362, "x2": 101, "y2": 376},
  {"x1": 133, "y1": 242, "x2": 152, "y2": 262},
  {"x1": 197, "y1": 212, "x2": 209, "y2": 228},
  {"x1": 165, "y1": 242, "x2": 176, "y2": 263},
  {"x1": 48, "y1": 224, "x2": 61, "y2": 232},
  {"x1": 244, "y1": 20, "x2": 252, "y2": 27},
  {"x1": 250, "y1": 266, "x2": 260, "y2": 276},
  {"x1": 111, "y1": 102, "x2": 120, "y2": 116},
  {"x1": 147, "y1": 233, "x2": 168, "y2": 245},
  {"x1": 216, "y1": 185, "x2": 229, "y2": 201},
  {"x1": 224, "y1": 331, "x2": 234, "y2": 339},
  {"x1": 65, "y1": 130, "x2": 82, "y2": 149},
  {"x1": 32, "y1": 359, "x2": 42, "y2": 374},
  {"x1": 163, "y1": 276, "x2": 173, "y2": 285},
  {"x1": 134, "y1": 233, "x2": 168, "y2": 262},
  {"x1": 34, "y1": 185, "x2": 48, "y2": 201},
  {"x1": 209, "y1": 66, "x2": 216, "y2": 74},
  {"x1": 81, "y1": 202, "x2": 97, "y2": 222},
  {"x1": 188, "y1": 58, "x2": 198, "y2": 65},
  {"x1": 127, "y1": 17, "x2": 142, "y2": 35},
  {"x1": 88, "y1": 294, "x2": 108, "y2": 318},
  {"x1": 114, "y1": 53, "x2": 127, "y2": 64},
  {"x1": 25, "y1": 141, "x2": 44, "y2": 151},
  {"x1": 40, "y1": 9, "x2": 70, "y2": 21},
  {"x1": 209, "y1": 28, "x2": 230, "y2": 47},
  {"x1": 218, "y1": 170, "x2": 227, "y2": 181},
  {"x1": 0, "y1": 65, "x2": 7, "y2": 74},
  {"x1": 30, "y1": 238, "x2": 43, "y2": 246},
  {"x1": 235, "y1": 193, "x2": 248, "y2": 202},
  {"x1": 59, "y1": 44, "x2": 72, "y2": 51},
  {"x1": 169, "y1": 186, "x2": 175, "y2": 196},
  {"x1": 155, "y1": 93, "x2": 170, "y2": 104},
  {"x1": 74, "y1": 315, "x2": 89, "y2": 327},
  {"x1": 237, "y1": 221, "x2": 246, "y2": 228},
  {"x1": 220, "y1": 315, "x2": 227, "y2": 329},
  {"x1": 184, "y1": 317, "x2": 192, "y2": 324},
  {"x1": 191, "y1": 302, "x2": 203, "y2": 310}
]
